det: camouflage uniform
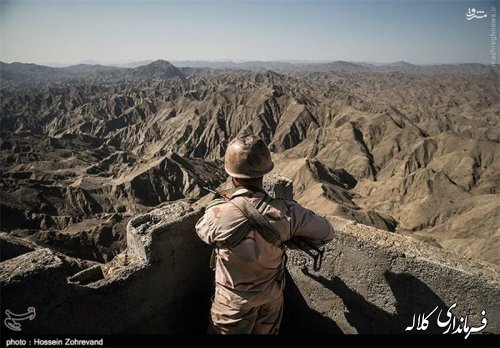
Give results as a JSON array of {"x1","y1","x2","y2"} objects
[{"x1": 195, "y1": 187, "x2": 334, "y2": 334}]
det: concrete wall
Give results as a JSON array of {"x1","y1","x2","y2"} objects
[
  {"x1": 1, "y1": 178, "x2": 499, "y2": 336},
  {"x1": 0, "y1": 201, "x2": 213, "y2": 334},
  {"x1": 282, "y1": 217, "x2": 500, "y2": 334}
]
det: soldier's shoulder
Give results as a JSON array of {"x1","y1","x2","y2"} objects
[
  {"x1": 274, "y1": 198, "x2": 326, "y2": 216},
  {"x1": 267, "y1": 197, "x2": 301, "y2": 212},
  {"x1": 205, "y1": 198, "x2": 228, "y2": 210}
]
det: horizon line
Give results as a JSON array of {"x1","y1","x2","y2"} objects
[{"x1": 0, "y1": 59, "x2": 492, "y2": 67}]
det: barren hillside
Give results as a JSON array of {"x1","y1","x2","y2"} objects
[{"x1": 0, "y1": 60, "x2": 498, "y2": 265}]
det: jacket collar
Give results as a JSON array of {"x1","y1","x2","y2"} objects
[{"x1": 229, "y1": 185, "x2": 267, "y2": 199}]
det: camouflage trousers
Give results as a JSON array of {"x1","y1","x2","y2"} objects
[{"x1": 209, "y1": 295, "x2": 284, "y2": 334}]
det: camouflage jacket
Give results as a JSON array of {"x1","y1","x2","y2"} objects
[{"x1": 195, "y1": 187, "x2": 334, "y2": 309}]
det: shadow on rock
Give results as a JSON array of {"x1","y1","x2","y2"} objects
[
  {"x1": 384, "y1": 270, "x2": 447, "y2": 334},
  {"x1": 300, "y1": 269, "x2": 447, "y2": 334},
  {"x1": 281, "y1": 270, "x2": 342, "y2": 334}
]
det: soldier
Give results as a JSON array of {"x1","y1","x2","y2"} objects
[{"x1": 195, "y1": 134, "x2": 334, "y2": 334}]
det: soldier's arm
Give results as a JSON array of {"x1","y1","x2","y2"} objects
[
  {"x1": 195, "y1": 209, "x2": 216, "y2": 245},
  {"x1": 195, "y1": 198, "x2": 229, "y2": 245},
  {"x1": 288, "y1": 201, "x2": 334, "y2": 245}
]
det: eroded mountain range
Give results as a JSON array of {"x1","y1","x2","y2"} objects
[{"x1": 1, "y1": 60, "x2": 498, "y2": 265}]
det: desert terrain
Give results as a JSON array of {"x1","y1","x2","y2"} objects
[{"x1": 0, "y1": 60, "x2": 498, "y2": 265}]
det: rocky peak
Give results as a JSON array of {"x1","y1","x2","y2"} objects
[{"x1": 133, "y1": 60, "x2": 184, "y2": 79}]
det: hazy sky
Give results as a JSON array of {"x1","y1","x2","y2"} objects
[{"x1": 0, "y1": 0, "x2": 497, "y2": 65}]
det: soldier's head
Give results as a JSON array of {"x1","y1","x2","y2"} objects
[{"x1": 224, "y1": 134, "x2": 274, "y2": 188}]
